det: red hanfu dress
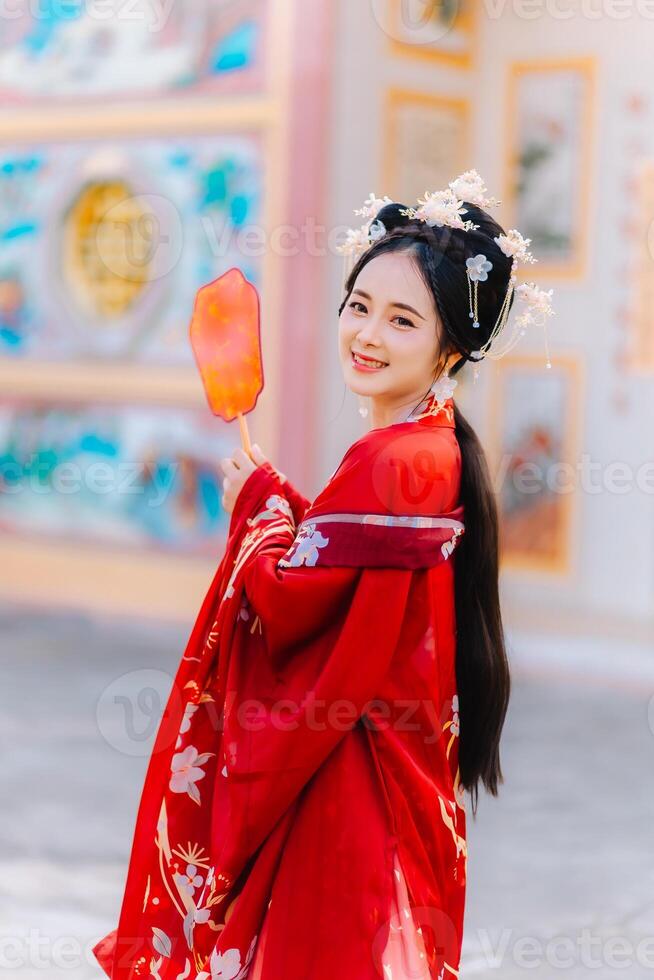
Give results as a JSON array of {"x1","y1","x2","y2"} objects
[{"x1": 93, "y1": 392, "x2": 468, "y2": 980}]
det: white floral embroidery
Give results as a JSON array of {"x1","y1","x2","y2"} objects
[
  {"x1": 174, "y1": 863, "x2": 204, "y2": 898},
  {"x1": 169, "y1": 745, "x2": 215, "y2": 805},
  {"x1": 441, "y1": 526, "x2": 464, "y2": 559},
  {"x1": 224, "y1": 497, "x2": 296, "y2": 600},
  {"x1": 451, "y1": 695, "x2": 460, "y2": 737},
  {"x1": 196, "y1": 934, "x2": 258, "y2": 980},
  {"x1": 248, "y1": 493, "x2": 294, "y2": 527},
  {"x1": 176, "y1": 958, "x2": 193, "y2": 978},
  {"x1": 151, "y1": 926, "x2": 172, "y2": 958},
  {"x1": 180, "y1": 703, "x2": 199, "y2": 734},
  {"x1": 193, "y1": 904, "x2": 212, "y2": 925},
  {"x1": 203, "y1": 947, "x2": 241, "y2": 979},
  {"x1": 286, "y1": 523, "x2": 330, "y2": 567},
  {"x1": 174, "y1": 701, "x2": 199, "y2": 750}
]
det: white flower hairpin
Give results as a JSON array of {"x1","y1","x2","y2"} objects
[
  {"x1": 400, "y1": 188, "x2": 478, "y2": 232},
  {"x1": 354, "y1": 192, "x2": 394, "y2": 221},
  {"x1": 336, "y1": 192, "x2": 393, "y2": 264},
  {"x1": 449, "y1": 170, "x2": 502, "y2": 209},
  {"x1": 337, "y1": 169, "x2": 555, "y2": 378}
]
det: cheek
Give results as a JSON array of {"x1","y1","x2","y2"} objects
[
  {"x1": 338, "y1": 314, "x2": 355, "y2": 347},
  {"x1": 391, "y1": 332, "x2": 434, "y2": 374}
]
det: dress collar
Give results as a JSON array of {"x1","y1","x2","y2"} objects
[{"x1": 406, "y1": 392, "x2": 456, "y2": 428}]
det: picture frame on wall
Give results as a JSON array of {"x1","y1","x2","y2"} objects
[
  {"x1": 383, "y1": 89, "x2": 470, "y2": 203},
  {"x1": 387, "y1": 0, "x2": 476, "y2": 69},
  {"x1": 504, "y1": 57, "x2": 596, "y2": 281},
  {"x1": 487, "y1": 354, "x2": 582, "y2": 577},
  {"x1": 630, "y1": 158, "x2": 654, "y2": 372}
]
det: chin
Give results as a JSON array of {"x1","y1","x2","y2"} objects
[
  {"x1": 341, "y1": 373, "x2": 367, "y2": 397},
  {"x1": 343, "y1": 363, "x2": 380, "y2": 395}
]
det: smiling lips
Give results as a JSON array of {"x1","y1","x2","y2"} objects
[{"x1": 351, "y1": 350, "x2": 388, "y2": 370}]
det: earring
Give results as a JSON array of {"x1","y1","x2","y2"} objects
[
  {"x1": 429, "y1": 371, "x2": 458, "y2": 406},
  {"x1": 358, "y1": 394, "x2": 369, "y2": 418},
  {"x1": 466, "y1": 253, "x2": 493, "y2": 330}
]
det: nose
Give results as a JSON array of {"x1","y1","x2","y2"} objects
[{"x1": 355, "y1": 315, "x2": 384, "y2": 348}]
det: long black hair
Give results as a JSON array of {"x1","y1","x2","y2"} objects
[{"x1": 338, "y1": 202, "x2": 512, "y2": 816}]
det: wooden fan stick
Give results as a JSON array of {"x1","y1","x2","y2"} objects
[{"x1": 238, "y1": 412, "x2": 253, "y2": 457}]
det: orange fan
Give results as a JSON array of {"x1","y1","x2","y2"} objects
[{"x1": 190, "y1": 267, "x2": 264, "y2": 457}]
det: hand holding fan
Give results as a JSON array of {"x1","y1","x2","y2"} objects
[{"x1": 190, "y1": 267, "x2": 264, "y2": 458}]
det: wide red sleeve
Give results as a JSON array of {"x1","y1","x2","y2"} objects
[
  {"x1": 224, "y1": 424, "x2": 462, "y2": 661},
  {"x1": 214, "y1": 562, "x2": 414, "y2": 875},
  {"x1": 227, "y1": 462, "x2": 310, "y2": 541},
  {"x1": 220, "y1": 462, "x2": 356, "y2": 656},
  {"x1": 211, "y1": 451, "x2": 423, "y2": 875}
]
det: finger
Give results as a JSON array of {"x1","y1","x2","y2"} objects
[
  {"x1": 233, "y1": 447, "x2": 255, "y2": 471},
  {"x1": 250, "y1": 443, "x2": 266, "y2": 465},
  {"x1": 219, "y1": 456, "x2": 239, "y2": 477}
]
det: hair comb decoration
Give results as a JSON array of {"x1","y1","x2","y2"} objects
[{"x1": 337, "y1": 169, "x2": 555, "y2": 380}]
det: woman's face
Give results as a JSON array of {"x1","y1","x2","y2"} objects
[{"x1": 338, "y1": 250, "x2": 445, "y2": 414}]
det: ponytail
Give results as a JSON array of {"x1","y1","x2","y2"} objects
[{"x1": 453, "y1": 402, "x2": 511, "y2": 816}]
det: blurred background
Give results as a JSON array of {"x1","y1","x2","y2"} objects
[{"x1": 1, "y1": 0, "x2": 654, "y2": 977}]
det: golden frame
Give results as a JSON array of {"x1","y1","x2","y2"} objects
[
  {"x1": 388, "y1": 0, "x2": 476, "y2": 69},
  {"x1": 503, "y1": 57, "x2": 596, "y2": 282},
  {"x1": 629, "y1": 158, "x2": 654, "y2": 373},
  {"x1": 382, "y1": 88, "x2": 471, "y2": 201},
  {"x1": 486, "y1": 352, "x2": 584, "y2": 578},
  {"x1": 0, "y1": 0, "x2": 296, "y2": 622}
]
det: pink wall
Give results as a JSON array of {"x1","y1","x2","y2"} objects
[{"x1": 277, "y1": 0, "x2": 335, "y2": 498}]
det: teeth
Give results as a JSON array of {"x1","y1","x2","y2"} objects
[{"x1": 353, "y1": 352, "x2": 387, "y2": 368}]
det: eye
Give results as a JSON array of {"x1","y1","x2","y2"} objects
[
  {"x1": 393, "y1": 315, "x2": 415, "y2": 329},
  {"x1": 349, "y1": 300, "x2": 367, "y2": 314}
]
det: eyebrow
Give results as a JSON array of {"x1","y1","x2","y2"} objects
[{"x1": 352, "y1": 289, "x2": 426, "y2": 321}]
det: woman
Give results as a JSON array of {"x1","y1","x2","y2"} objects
[{"x1": 93, "y1": 177, "x2": 544, "y2": 980}]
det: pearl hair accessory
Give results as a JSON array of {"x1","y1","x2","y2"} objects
[{"x1": 337, "y1": 169, "x2": 555, "y2": 380}]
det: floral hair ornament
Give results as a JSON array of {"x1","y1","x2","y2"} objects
[
  {"x1": 466, "y1": 230, "x2": 555, "y2": 381},
  {"x1": 465, "y1": 253, "x2": 493, "y2": 331},
  {"x1": 337, "y1": 169, "x2": 555, "y2": 381},
  {"x1": 336, "y1": 192, "x2": 394, "y2": 281}
]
